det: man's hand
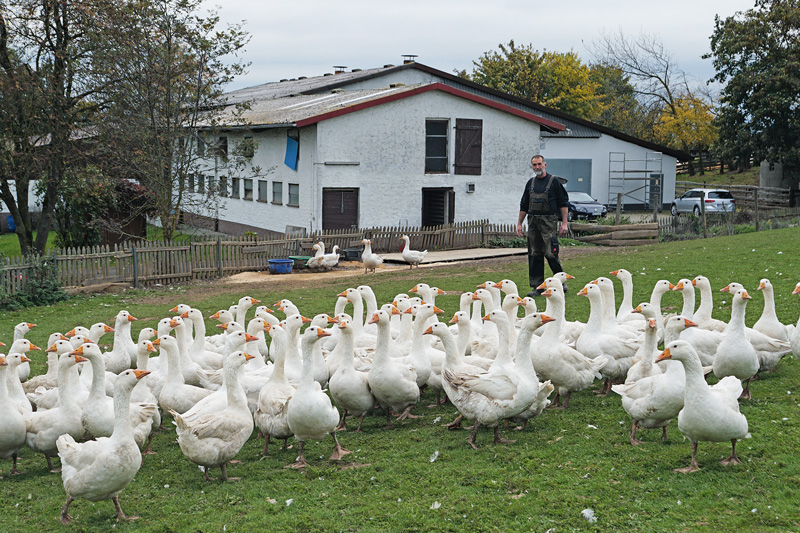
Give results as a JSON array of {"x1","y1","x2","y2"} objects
[
  {"x1": 516, "y1": 224, "x2": 524, "y2": 238},
  {"x1": 559, "y1": 224, "x2": 569, "y2": 236}
]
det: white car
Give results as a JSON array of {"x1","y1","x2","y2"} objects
[{"x1": 670, "y1": 188, "x2": 736, "y2": 216}]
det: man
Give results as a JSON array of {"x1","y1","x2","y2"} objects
[{"x1": 515, "y1": 154, "x2": 569, "y2": 297}]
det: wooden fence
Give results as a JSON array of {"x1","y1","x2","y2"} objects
[
  {"x1": 0, "y1": 220, "x2": 516, "y2": 292},
  {"x1": 570, "y1": 223, "x2": 659, "y2": 246}
]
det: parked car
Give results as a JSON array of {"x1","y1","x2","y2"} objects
[
  {"x1": 567, "y1": 191, "x2": 607, "y2": 221},
  {"x1": 670, "y1": 188, "x2": 736, "y2": 216}
]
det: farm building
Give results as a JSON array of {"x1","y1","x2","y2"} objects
[{"x1": 186, "y1": 60, "x2": 690, "y2": 236}]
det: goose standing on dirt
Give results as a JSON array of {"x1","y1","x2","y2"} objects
[
  {"x1": 657, "y1": 341, "x2": 748, "y2": 473},
  {"x1": 401, "y1": 234, "x2": 428, "y2": 268},
  {"x1": 361, "y1": 239, "x2": 384, "y2": 274},
  {"x1": 305, "y1": 242, "x2": 325, "y2": 269},
  {"x1": 57, "y1": 368, "x2": 150, "y2": 524},
  {"x1": 321, "y1": 245, "x2": 341, "y2": 270}
]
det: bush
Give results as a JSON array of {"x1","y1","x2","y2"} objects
[
  {"x1": 488, "y1": 236, "x2": 527, "y2": 248},
  {"x1": 595, "y1": 215, "x2": 632, "y2": 225},
  {"x1": 0, "y1": 255, "x2": 69, "y2": 311}
]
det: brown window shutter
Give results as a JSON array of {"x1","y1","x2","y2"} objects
[{"x1": 454, "y1": 119, "x2": 482, "y2": 176}]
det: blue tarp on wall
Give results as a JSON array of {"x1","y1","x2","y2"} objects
[{"x1": 284, "y1": 137, "x2": 299, "y2": 170}]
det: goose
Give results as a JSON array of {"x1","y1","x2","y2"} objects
[
  {"x1": 448, "y1": 312, "x2": 493, "y2": 371},
  {"x1": 673, "y1": 279, "x2": 697, "y2": 321},
  {"x1": 593, "y1": 277, "x2": 642, "y2": 339},
  {"x1": 168, "y1": 317, "x2": 211, "y2": 386},
  {"x1": 431, "y1": 311, "x2": 541, "y2": 449},
  {"x1": 234, "y1": 296, "x2": 261, "y2": 327},
  {"x1": 305, "y1": 242, "x2": 325, "y2": 269},
  {"x1": 495, "y1": 279, "x2": 521, "y2": 299},
  {"x1": 721, "y1": 283, "x2": 793, "y2": 372},
  {"x1": 507, "y1": 314, "x2": 555, "y2": 429},
  {"x1": 102, "y1": 310, "x2": 139, "y2": 374},
  {"x1": 131, "y1": 339, "x2": 162, "y2": 452},
  {"x1": 533, "y1": 286, "x2": 605, "y2": 408},
  {"x1": 325, "y1": 312, "x2": 371, "y2": 376},
  {"x1": 170, "y1": 351, "x2": 255, "y2": 481},
  {"x1": 367, "y1": 309, "x2": 419, "y2": 427},
  {"x1": 321, "y1": 245, "x2": 340, "y2": 270},
  {"x1": 180, "y1": 308, "x2": 224, "y2": 370},
  {"x1": 281, "y1": 313, "x2": 312, "y2": 385},
  {"x1": 206, "y1": 309, "x2": 235, "y2": 348},
  {"x1": 692, "y1": 276, "x2": 727, "y2": 332},
  {"x1": 535, "y1": 277, "x2": 584, "y2": 343},
  {"x1": 610, "y1": 269, "x2": 646, "y2": 324},
  {"x1": 57, "y1": 368, "x2": 150, "y2": 524},
  {"x1": 791, "y1": 283, "x2": 800, "y2": 356},
  {"x1": 0, "y1": 355, "x2": 26, "y2": 476},
  {"x1": 12, "y1": 321, "x2": 35, "y2": 381},
  {"x1": 753, "y1": 278, "x2": 790, "y2": 341},
  {"x1": 576, "y1": 283, "x2": 639, "y2": 393},
  {"x1": 274, "y1": 298, "x2": 300, "y2": 317},
  {"x1": 152, "y1": 336, "x2": 213, "y2": 414},
  {"x1": 286, "y1": 326, "x2": 350, "y2": 468},
  {"x1": 612, "y1": 348, "x2": 685, "y2": 445},
  {"x1": 25, "y1": 352, "x2": 87, "y2": 471},
  {"x1": 169, "y1": 304, "x2": 195, "y2": 349},
  {"x1": 361, "y1": 238, "x2": 383, "y2": 274},
  {"x1": 624, "y1": 315, "x2": 662, "y2": 383},
  {"x1": 328, "y1": 318, "x2": 375, "y2": 432},
  {"x1": 75, "y1": 344, "x2": 158, "y2": 450},
  {"x1": 25, "y1": 340, "x2": 89, "y2": 412},
  {"x1": 403, "y1": 303, "x2": 442, "y2": 390},
  {"x1": 308, "y1": 314, "x2": 335, "y2": 386},
  {"x1": 22, "y1": 333, "x2": 69, "y2": 395},
  {"x1": 338, "y1": 288, "x2": 377, "y2": 348},
  {"x1": 657, "y1": 341, "x2": 748, "y2": 473},
  {"x1": 712, "y1": 289, "x2": 759, "y2": 399},
  {"x1": 6, "y1": 349, "x2": 36, "y2": 415},
  {"x1": 357, "y1": 285, "x2": 380, "y2": 336},
  {"x1": 254, "y1": 324, "x2": 295, "y2": 454},
  {"x1": 400, "y1": 234, "x2": 428, "y2": 268}
]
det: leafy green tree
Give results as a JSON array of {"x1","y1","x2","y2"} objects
[
  {"x1": 463, "y1": 40, "x2": 603, "y2": 120},
  {"x1": 588, "y1": 63, "x2": 654, "y2": 139},
  {"x1": 94, "y1": 0, "x2": 257, "y2": 240},
  {"x1": 707, "y1": 0, "x2": 800, "y2": 168}
]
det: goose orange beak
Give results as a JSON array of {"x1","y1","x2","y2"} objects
[
  {"x1": 577, "y1": 287, "x2": 588, "y2": 296},
  {"x1": 301, "y1": 316, "x2": 312, "y2": 324},
  {"x1": 244, "y1": 353, "x2": 256, "y2": 361},
  {"x1": 46, "y1": 343, "x2": 58, "y2": 352},
  {"x1": 656, "y1": 348, "x2": 671, "y2": 362},
  {"x1": 28, "y1": 343, "x2": 41, "y2": 351},
  {"x1": 316, "y1": 328, "x2": 331, "y2": 338},
  {"x1": 180, "y1": 311, "x2": 189, "y2": 318},
  {"x1": 632, "y1": 305, "x2": 642, "y2": 313},
  {"x1": 209, "y1": 311, "x2": 220, "y2": 319},
  {"x1": 368, "y1": 312, "x2": 380, "y2": 324},
  {"x1": 146, "y1": 342, "x2": 157, "y2": 353},
  {"x1": 133, "y1": 370, "x2": 150, "y2": 379},
  {"x1": 540, "y1": 314, "x2": 555, "y2": 324},
  {"x1": 104, "y1": 325, "x2": 114, "y2": 333},
  {"x1": 536, "y1": 281, "x2": 547, "y2": 290},
  {"x1": 741, "y1": 290, "x2": 752, "y2": 300},
  {"x1": 152, "y1": 338, "x2": 162, "y2": 346},
  {"x1": 685, "y1": 318, "x2": 697, "y2": 328},
  {"x1": 128, "y1": 314, "x2": 138, "y2": 321},
  {"x1": 74, "y1": 355, "x2": 88, "y2": 363},
  {"x1": 449, "y1": 315, "x2": 459, "y2": 324},
  {"x1": 423, "y1": 326, "x2": 434, "y2": 335},
  {"x1": 170, "y1": 305, "x2": 181, "y2": 312},
  {"x1": 433, "y1": 306, "x2": 444, "y2": 315},
  {"x1": 673, "y1": 282, "x2": 684, "y2": 290},
  {"x1": 245, "y1": 333, "x2": 258, "y2": 342},
  {"x1": 20, "y1": 355, "x2": 30, "y2": 363},
  {"x1": 70, "y1": 346, "x2": 85, "y2": 356}
]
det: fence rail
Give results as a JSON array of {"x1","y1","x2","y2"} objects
[
  {"x1": 675, "y1": 181, "x2": 791, "y2": 209},
  {"x1": 0, "y1": 220, "x2": 517, "y2": 292}
]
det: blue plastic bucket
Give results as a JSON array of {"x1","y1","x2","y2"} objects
[{"x1": 268, "y1": 259, "x2": 294, "y2": 274}]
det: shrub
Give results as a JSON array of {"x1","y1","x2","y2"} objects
[
  {"x1": 488, "y1": 236, "x2": 527, "y2": 248},
  {"x1": 0, "y1": 255, "x2": 69, "y2": 311},
  {"x1": 596, "y1": 215, "x2": 632, "y2": 225}
]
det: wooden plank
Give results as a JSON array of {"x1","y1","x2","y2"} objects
[{"x1": 611, "y1": 229, "x2": 659, "y2": 240}]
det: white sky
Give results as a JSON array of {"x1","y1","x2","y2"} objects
[{"x1": 211, "y1": 0, "x2": 756, "y2": 93}]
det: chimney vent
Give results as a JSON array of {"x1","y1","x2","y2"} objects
[
  {"x1": 402, "y1": 54, "x2": 418, "y2": 64},
  {"x1": 333, "y1": 65, "x2": 347, "y2": 74}
]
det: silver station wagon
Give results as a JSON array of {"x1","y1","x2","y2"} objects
[{"x1": 670, "y1": 188, "x2": 736, "y2": 216}]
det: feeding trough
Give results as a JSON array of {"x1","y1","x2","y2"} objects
[{"x1": 267, "y1": 259, "x2": 294, "y2": 274}]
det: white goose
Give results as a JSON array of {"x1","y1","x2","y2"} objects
[
  {"x1": 5, "y1": 350, "x2": 35, "y2": 415},
  {"x1": 57, "y1": 368, "x2": 150, "y2": 524},
  {"x1": 753, "y1": 278, "x2": 790, "y2": 341},
  {"x1": 254, "y1": 324, "x2": 295, "y2": 454},
  {"x1": 328, "y1": 318, "x2": 375, "y2": 432},
  {"x1": 657, "y1": 340, "x2": 748, "y2": 473},
  {"x1": 321, "y1": 244, "x2": 341, "y2": 270},
  {"x1": 170, "y1": 351, "x2": 255, "y2": 481},
  {"x1": 25, "y1": 352, "x2": 87, "y2": 471},
  {"x1": 367, "y1": 309, "x2": 419, "y2": 427},
  {"x1": 791, "y1": 282, "x2": 800, "y2": 356},
  {"x1": 0, "y1": 355, "x2": 26, "y2": 476},
  {"x1": 692, "y1": 275, "x2": 727, "y2": 332},
  {"x1": 610, "y1": 269, "x2": 646, "y2": 324},
  {"x1": 22, "y1": 332, "x2": 69, "y2": 395},
  {"x1": 286, "y1": 326, "x2": 350, "y2": 468},
  {"x1": 153, "y1": 335, "x2": 213, "y2": 415},
  {"x1": 12, "y1": 321, "x2": 36, "y2": 381},
  {"x1": 400, "y1": 234, "x2": 428, "y2": 268},
  {"x1": 712, "y1": 289, "x2": 759, "y2": 399},
  {"x1": 102, "y1": 310, "x2": 139, "y2": 374},
  {"x1": 361, "y1": 238, "x2": 383, "y2": 274},
  {"x1": 305, "y1": 242, "x2": 325, "y2": 269}
]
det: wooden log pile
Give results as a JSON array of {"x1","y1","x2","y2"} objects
[{"x1": 570, "y1": 223, "x2": 658, "y2": 246}]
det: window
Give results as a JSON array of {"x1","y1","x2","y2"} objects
[
  {"x1": 257, "y1": 180, "x2": 269, "y2": 202},
  {"x1": 188, "y1": 174, "x2": 195, "y2": 193},
  {"x1": 288, "y1": 183, "x2": 299, "y2": 206},
  {"x1": 425, "y1": 119, "x2": 449, "y2": 173},
  {"x1": 454, "y1": 119, "x2": 482, "y2": 175},
  {"x1": 243, "y1": 178, "x2": 253, "y2": 200},
  {"x1": 272, "y1": 181, "x2": 283, "y2": 204},
  {"x1": 243, "y1": 136, "x2": 254, "y2": 158},
  {"x1": 231, "y1": 177, "x2": 240, "y2": 198},
  {"x1": 197, "y1": 174, "x2": 205, "y2": 192},
  {"x1": 218, "y1": 176, "x2": 227, "y2": 197},
  {"x1": 197, "y1": 137, "x2": 205, "y2": 157},
  {"x1": 215, "y1": 136, "x2": 228, "y2": 158}
]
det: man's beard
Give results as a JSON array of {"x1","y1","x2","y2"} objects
[{"x1": 533, "y1": 169, "x2": 544, "y2": 177}]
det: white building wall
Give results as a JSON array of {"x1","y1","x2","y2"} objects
[
  {"x1": 540, "y1": 135, "x2": 678, "y2": 207},
  {"x1": 313, "y1": 90, "x2": 541, "y2": 230}
]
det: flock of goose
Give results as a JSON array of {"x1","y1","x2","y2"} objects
[
  {"x1": 305, "y1": 236, "x2": 426, "y2": 272},
  {"x1": 1, "y1": 270, "x2": 800, "y2": 524}
]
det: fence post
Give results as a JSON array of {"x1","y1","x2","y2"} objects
[
  {"x1": 754, "y1": 189, "x2": 760, "y2": 232},
  {"x1": 615, "y1": 193, "x2": 622, "y2": 225},
  {"x1": 701, "y1": 194, "x2": 707, "y2": 239},
  {"x1": 132, "y1": 246, "x2": 138, "y2": 288},
  {"x1": 217, "y1": 237, "x2": 223, "y2": 278}
]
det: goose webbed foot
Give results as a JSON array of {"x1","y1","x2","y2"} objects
[
  {"x1": 720, "y1": 439, "x2": 742, "y2": 466},
  {"x1": 329, "y1": 432, "x2": 351, "y2": 461},
  {"x1": 113, "y1": 495, "x2": 139, "y2": 522},
  {"x1": 444, "y1": 414, "x2": 463, "y2": 430},
  {"x1": 493, "y1": 426, "x2": 515, "y2": 445},
  {"x1": 60, "y1": 497, "x2": 73, "y2": 525},
  {"x1": 675, "y1": 442, "x2": 701, "y2": 473},
  {"x1": 466, "y1": 422, "x2": 481, "y2": 449}
]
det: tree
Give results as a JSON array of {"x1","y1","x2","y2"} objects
[
  {"x1": 93, "y1": 0, "x2": 257, "y2": 240},
  {"x1": 463, "y1": 40, "x2": 604, "y2": 120},
  {"x1": 590, "y1": 30, "x2": 716, "y2": 169},
  {"x1": 588, "y1": 63, "x2": 654, "y2": 140},
  {"x1": 707, "y1": 0, "x2": 800, "y2": 168}
]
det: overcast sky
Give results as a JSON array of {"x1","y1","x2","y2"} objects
[{"x1": 212, "y1": 0, "x2": 757, "y2": 92}]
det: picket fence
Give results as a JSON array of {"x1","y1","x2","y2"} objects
[{"x1": 0, "y1": 220, "x2": 515, "y2": 292}]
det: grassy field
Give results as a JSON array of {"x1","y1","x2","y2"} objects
[
  {"x1": 677, "y1": 166, "x2": 760, "y2": 188},
  {"x1": 1, "y1": 228, "x2": 799, "y2": 531}
]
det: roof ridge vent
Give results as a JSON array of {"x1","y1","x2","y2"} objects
[{"x1": 333, "y1": 65, "x2": 347, "y2": 74}]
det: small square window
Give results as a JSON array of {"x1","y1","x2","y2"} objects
[
  {"x1": 197, "y1": 174, "x2": 205, "y2": 192},
  {"x1": 288, "y1": 183, "x2": 299, "y2": 206},
  {"x1": 243, "y1": 136, "x2": 254, "y2": 158},
  {"x1": 231, "y1": 177, "x2": 240, "y2": 198},
  {"x1": 258, "y1": 180, "x2": 269, "y2": 202},
  {"x1": 272, "y1": 181, "x2": 283, "y2": 204},
  {"x1": 243, "y1": 179, "x2": 253, "y2": 200},
  {"x1": 218, "y1": 176, "x2": 227, "y2": 197},
  {"x1": 188, "y1": 174, "x2": 195, "y2": 193}
]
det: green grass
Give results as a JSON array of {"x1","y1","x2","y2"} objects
[
  {"x1": 677, "y1": 166, "x2": 760, "y2": 188},
  {"x1": 2, "y1": 228, "x2": 800, "y2": 531},
  {"x1": 0, "y1": 232, "x2": 58, "y2": 258}
]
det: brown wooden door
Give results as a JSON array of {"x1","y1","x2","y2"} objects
[
  {"x1": 422, "y1": 188, "x2": 454, "y2": 226},
  {"x1": 322, "y1": 188, "x2": 359, "y2": 229},
  {"x1": 454, "y1": 118, "x2": 482, "y2": 175}
]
